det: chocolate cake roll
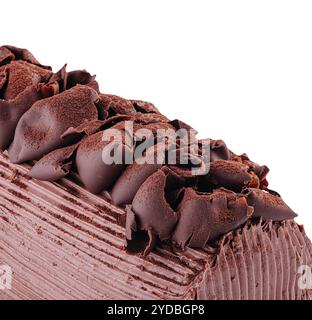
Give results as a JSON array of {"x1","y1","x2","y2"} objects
[{"x1": 0, "y1": 45, "x2": 311, "y2": 300}]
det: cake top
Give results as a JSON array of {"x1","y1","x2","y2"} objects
[{"x1": 0, "y1": 45, "x2": 297, "y2": 255}]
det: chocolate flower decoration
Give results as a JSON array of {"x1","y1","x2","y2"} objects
[
  {"x1": 172, "y1": 188, "x2": 254, "y2": 249},
  {"x1": 8, "y1": 85, "x2": 99, "y2": 163},
  {"x1": 243, "y1": 188, "x2": 297, "y2": 221},
  {"x1": 126, "y1": 168, "x2": 179, "y2": 254}
]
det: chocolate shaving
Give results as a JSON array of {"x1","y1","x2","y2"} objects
[
  {"x1": 49, "y1": 65, "x2": 99, "y2": 93},
  {"x1": 8, "y1": 85, "x2": 99, "y2": 163},
  {"x1": 30, "y1": 142, "x2": 80, "y2": 181},
  {"x1": 0, "y1": 83, "x2": 57, "y2": 150},
  {"x1": 111, "y1": 161, "x2": 162, "y2": 206},
  {"x1": 130, "y1": 169, "x2": 178, "y2": 242},
  {"x1": 100, "y1": 94, "x2": 137, "y2": 116},
  {"x1": 130, "y1": 100, "x2": 160, "y2": 114},
  {"x1": 1, "y1": 45, "x2": 51, "y2": 69},
  {"x1": 172, "y1": 188, "x2": 253, "y2": 249},
  {"x1": 244, "y1": 188, "x2": 297, "y2": 221},
  {"x1": 76, "y1": 128, "x2": 132, "y2": 194},
  {"x1": 207, "y1": 160, "x2": 254, "y2": 192}
]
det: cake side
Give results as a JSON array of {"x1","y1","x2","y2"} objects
[
  {"x1": 196, "y1": 220, "x2": 312, "y2": 300},
  {"x1": 0, "y1": 152, "x2": 209, "y2": 300},
  {"x1": 1, "y1": 152, "x2": 312, "y2": 300}
]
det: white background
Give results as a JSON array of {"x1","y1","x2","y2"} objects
[{"x1": 1, "y1": 0, "x2": 312, "y2": 237}]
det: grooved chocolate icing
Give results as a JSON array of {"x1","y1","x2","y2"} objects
[
  {"x1": 0, "y1": 45, "x2": 311, "y2": 300},
  {"x1": 196, "y1": 221, "x2": 312, "y2": 300}
]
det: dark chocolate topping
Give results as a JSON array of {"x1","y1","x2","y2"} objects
[
  {"x1": 127, "y1": 169, "x2": 178, "y2": 241},
  {"x1": 0, "y1": 44, "x2": 301, "y2": 255},
  {"x1": 8, "y1": 85, "x2": 99, "y2": 163},
  {"x1": 0, "y1": 46, "x2": 54, "y2": 150},
  {"x1": 172, "y1": 188, "x2": 253, "y2": 249},
  {"x1": 130, "y1": 99, "x2": 160, "y2": 114},
  {"x1": 49, "y1": 64, "x2": 99, "y2": 93},
  {"x1": 30, "y1": 142, "x2": 80, "y2": 181},
  {"x1": 0, "y1": 45, "x2": 51, "y2": 68},
  {"x1": 0, "y1": 82, "x2": 58, "y2": 151},
  {"x1": 100, "y1": 94, "x2": 137, "y2": 116},
  {"x1": 111, "y1": 161, "x2": 162, "y2": 206},
  {"x1": 76, "y1": 128, "x2": 132, "y2": 194},
  {"x1": 244, "y1": 188, "x2": 297, "y2": 220},
  {"x1": 208, "y1": 160, "x2": 255, "y2": 192},
  {"x1": 0, "y1": 61, "x2": 51, "y2": 100}
]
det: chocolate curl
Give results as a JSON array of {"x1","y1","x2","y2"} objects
[
  {"x1": 0, "y1": 61, "x2": 52, "y2": 100},
  {"x1": 207, "y1": 160, "x2": 256, "y2": 192},
  {"x1": 128, "y1": 169, "x2": 179, "y2": 247},
  {"x1": 99, "y1": 94, "x2": 137, "y2": 116},
  {"x1": 0, "y1": 82, "x2": 58, "y2": 150},
  {"x1": 30, "y1": 119, "x2": 110, "y2": 181},
  {"x1": 232, "y1": 153, "x2": 270, "y2": 188},
  {"x1": 172, "y1": 188, "x2": 253, "y2": 249},
  {"x1": 1, "y1": 45, "x2": 51, "y2": 69},
  {"x1": 130, "y1": 100, "x2": 160, "y2": 114},
  {"x1": 61, "y1": 119, "x2": 109, "y2": 140},
  {"x1": 76, "y1": 124, "x2": 133, "y2": 193},
  {"x1": 209, "y1": 139, "x2": 231, "y2": 161},
  {"x1": 0, "y1": 47, "x2": 15, "y2": 66},
  {"x1": 111, "y1": 121, "x2": 202, "y2": 206},
  {"x1": 243, "y1": 188, "x2": 297, "y2": 221},
  {"x1": 8, "y1": 85, "x2": 99, "y2": 164},
  {"x1": 49, "y1": 65, "x2": 99, "y2": 93},
  {"x1": 30, "y1": 142, "x2": 80, "y2": 181},
  {"x1": 111, "y1": 161, "x2": 163, "y2": 206}
]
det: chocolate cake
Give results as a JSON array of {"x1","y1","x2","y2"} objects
[{"x1": 0, "y1": 45, "x2": 311, "y2": 300}]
